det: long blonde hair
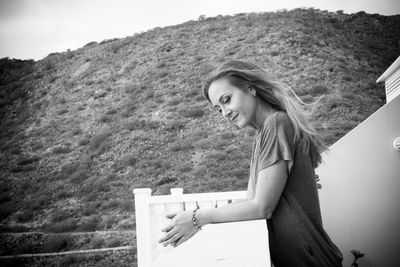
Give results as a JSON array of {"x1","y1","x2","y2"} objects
[{"x1": 203, "y1": 60, "x2": 325, "y2": 168}]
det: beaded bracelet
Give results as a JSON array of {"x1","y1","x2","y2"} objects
[{"x1": 192, "y1": 207, "x2": 202, "y2": 231}]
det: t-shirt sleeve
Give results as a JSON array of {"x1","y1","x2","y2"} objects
[{"x1": 257, "y1": 113, "x2": 295, "y2": 173}]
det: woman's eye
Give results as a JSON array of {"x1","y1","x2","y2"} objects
[{"x1": 222, "y1": 96, "x2": 231, "y2": 104}]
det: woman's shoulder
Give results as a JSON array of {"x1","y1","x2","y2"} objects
[
  {"x1": 259, "y1": 111, "x2": 294, "y2": 140},
  {"x1": 262, "y1": 111, "x2": 290, "y2": 129}
]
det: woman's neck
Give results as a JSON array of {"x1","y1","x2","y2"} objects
[{"x1": 252, "y1": 99, "x2": 277, "y2": 130}]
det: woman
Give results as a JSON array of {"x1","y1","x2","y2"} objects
[{"x1": 159, "y1": 60, "x2": 343, "y2": 267}]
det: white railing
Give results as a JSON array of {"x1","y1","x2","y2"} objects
[{"x1": 133, "y1": 188, "x2": 270, "y2": 267}]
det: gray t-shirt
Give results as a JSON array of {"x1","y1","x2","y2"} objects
[{"x1": 249, "y1": 111, "x2": 343, "y2": 267}]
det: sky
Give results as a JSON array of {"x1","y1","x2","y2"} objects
[{"x1": 0, "y1": 0, "x2": 399, "y2": 61}]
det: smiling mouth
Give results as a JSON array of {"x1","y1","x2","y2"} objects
[{"x1": 231, "y1": 114, "x2": 239, "y2": 122}]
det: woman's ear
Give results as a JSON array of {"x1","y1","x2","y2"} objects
[{"x1": 248, "y1": 85, "x2": 256, "y2": 97}]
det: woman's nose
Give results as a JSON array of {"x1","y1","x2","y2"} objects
[{"x1": 221, "y1": 107, "x2": 231, "y2": 118}]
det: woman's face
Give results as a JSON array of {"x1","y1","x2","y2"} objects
[{"x1": 208, "y1": 78, "x2": 257, "y2": 128}]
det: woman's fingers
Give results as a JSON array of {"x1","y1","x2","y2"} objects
[
  {"x1": 162, "y1": 232, "x2": 183, "y2": 247},
  {"x1": 165, "y1": 212, "x2": 177, "y2": 219},
  {"x1": 161, "y1": 223, "x2": 174, "y2": 233},
  {"x1": 158, "y1": 227, "x2": 176, "y2": 243},
  {"x1": 173, "y1": 236, "x2": 187, "y2": 247},
  {"x1": 172, "y1": 228, "x2": 198, "y2": 247}
]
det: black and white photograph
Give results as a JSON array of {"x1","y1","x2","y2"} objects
[{"x1": 0, "y1": 0, "x2": 399, "y2": 266}]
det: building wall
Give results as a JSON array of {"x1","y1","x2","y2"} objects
[{"x1": 316, "y1": 94, "x2": 400, "y2": 267}]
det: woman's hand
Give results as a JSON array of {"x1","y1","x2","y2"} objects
[{"x1": 158, "y1": 210, "x2": 199, "y2": 247}]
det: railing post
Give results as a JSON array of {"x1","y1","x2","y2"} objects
[
  {"x1": 166, "y1": 188, "x2": 184, "y2": 213},
  {"x1": 133, "y1": 188, "x2": 152, "y2": 267}
]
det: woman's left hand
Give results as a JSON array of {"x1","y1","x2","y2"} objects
[{"x1": 158, "y1": 210, "x2": 199, "y2": 247}]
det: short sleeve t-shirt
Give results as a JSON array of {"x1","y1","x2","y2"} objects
[{"x1": 249, "y1": 112, "x2": 343, "y2": 267}]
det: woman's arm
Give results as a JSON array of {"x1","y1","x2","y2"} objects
[
  {"x1": 197, "y1": 160, "x2": 288, "y2": 224},
  {"x1": 159, "y1": 160, "x2": 289, "y2": 247}
]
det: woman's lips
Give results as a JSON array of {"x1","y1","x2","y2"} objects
[{"x1": 232, "y1": 114, "x2": 239, "y2": 122}]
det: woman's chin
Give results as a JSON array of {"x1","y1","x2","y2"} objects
[{"x1": 235, "y1": 121, "x2": 245, "y2": 129}]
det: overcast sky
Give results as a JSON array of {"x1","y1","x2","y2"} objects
[{"x1": 0, "y1": 0, "x2": 399, "y2": 61}]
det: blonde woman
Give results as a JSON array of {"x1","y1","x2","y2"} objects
[{"x1": 159, "y1": 60, "x2": 343, "y2": 267}]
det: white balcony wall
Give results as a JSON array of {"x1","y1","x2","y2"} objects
[{"x1": 317, "y1": 94, "x2": 400, "y2": 267}]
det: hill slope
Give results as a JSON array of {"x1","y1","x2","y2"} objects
[{"x1": 0, "y1": 8, "x2": 399, "y2": 239}]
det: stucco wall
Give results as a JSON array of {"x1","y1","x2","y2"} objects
[{"x1": 317, "y1": 95, "x2": 400, "y2": 267}]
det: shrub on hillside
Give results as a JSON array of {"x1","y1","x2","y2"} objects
[
  {"x1": 79, "y1": 215, "x2": 100, "y2": 231},
  {"x1": 342, "y1": 75, "x2": 352, "y2": 81},
  {"x1": 167, "y1": 99, "x2": 180, "y2": 106},
  {"x1": 214, "y1": 139, "x2": 231, "y2": 150},
  {"x1": 178, "y1": 163, "x2": 193, "y2": 173},
  {"x1": 337, "y1": 120, "x2": 357, "y2": 131},
  {"x1": 11, "y1": 165, "x2": 33, "y2": 173},
  {"x1": 69, "y1": 169, "x2": 90, "y2": 184},
  {"x1": 78, "y1": 136, "x2": 90, "y2": 146},
  {"x1": 167, "y1": 141, "x2": 192, "y2": 151},
  {"x1": 144, "y1": 89, "x2": 154, "y2": 99},
  {"x1": 270, "y1": 50, "x2": 280, "y2": 56},
  {"x1": 219, "y1": 131, "x2": 236, "y2": 140},
  {"x1": 321, "y1": 131, "x2": 337, "y2": 146},
  {"x1": 71, "y1": 128, "x2": 82, "y2": 135},
  {"x1": 91, "y1": 176, "x2": 111, "y2": 192},
  {"x1": 98, "y1": 114, "x2": 112, "y2": 123},
  {"x1": 193, "y1": 94, "x2": 205, "y2": 102},
  {"x1": 309, "y1": 85, "x2": 328, "y2": 96},
  {"x1": 82, "y1": 203, "x2": 96, "y2": 216},
  {"x1": 106, "y1": 237, "x2": 122, "y2": 247},
  {"x1": 16, "y1": 210, "x2": 34, "y2": 222},
  {"x1": 56, "y1": 109, "x2": 68, "y2": 115},
  {"x1": 118, "y1": 220, "x2": 134, "y2": 230},
  {"x1": 123, "y1": 119, "x2": 146, "y2": 131},
  {"x1": 84, "y1": 41, "x2": 98, "y2": 47},
  {"x1": 41, "y1": 235, "x2": 73, "y2": 253},
  {"x1": 91, "y1": 236, "x2": 105, "y2": 249},
  {"x1": 52, "y1": 145, "x2": 71, "y2": 154},
  {"x1": 224, "y1": 168, "x2": 248, "y2": 179},
  {"x1": 60, "y1": 162, "x2": 79, "y2": 176},
  {"x1": 50, "y1": 209, "x2": 69, "y2": 223},
  {"x1": 55, "y1": 191, "x2": 73, "y2": 200},
  {"x1": 106, "y1": 108, "x2": 118, "y2": 115},
  {"x1": 191, "y1": 129, "x2": 209, "y2": 138},
  {"x1": 184, "y1": 88, "x2": 201, "y2": 98},
  {"x1": 118, "y1": 200, "x2": 133, "y2": 211},
  {"x1": 147, "y1": 120, "x2": 161, "y2": 129},
  {"x1": 14, "y1": 240, "x2": 37, "y2": 254},
  {"x1": 193, "y1": 138, "x2": 210, "y2": 149},
  {"x1": 155, "y1": 177, "x2": 177, "y2": 186},
  {"x1": 0, "y1": 224, "x2": 30, "y2": 233},
  {"x1": 20, "y1": 180, "x2": 39, "y2": 194},
  {"x1": 165, "y1": 120, "x2": 185, "y2": 131},
  {"x1": 325, "y1": 95, "x2": 342, "y2": 110},
  {"x1": 121, "y1": 154, "x2": 138, "y2": 167},
  {"x1": 89, "y1": 127, "x2": 111, "y2": 149},
  {"x1": 57, "y1": 255, "x2": 84, "y2": 267},
  {"x1": 102, "y1": 199, "x2": 133, "y2": 211},
  {"x1": 156, "y1": 70, "x2": 169, "y2": 78},
  {"x1": 0, "y1": 192, "x2": 11, "y2": 203},
  {"x1": 179, "y1": 107, "x2": 204, "y2": 118},
  {"x1": 207, "y1": 151, "x2": 227, "y2": 162},
  {"x1": 102, "y1": 199, "x2": 119, "y2": 210},
  {"x1": 101, "y1": 216, "x2": 117, "y2": 229},
  {"x1": 42, "y1": 218, "x2": 78, "y2": 233},
  {"x1": 17, "y1": 156, "x2": 40, "y2": 166},
  {"x1": 31, "y1": 194, "x2": 52, "y2": 210}
]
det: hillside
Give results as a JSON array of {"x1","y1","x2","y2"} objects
[{"x1": 0, "y1": 7, "x2": 399, "y2": 265}]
